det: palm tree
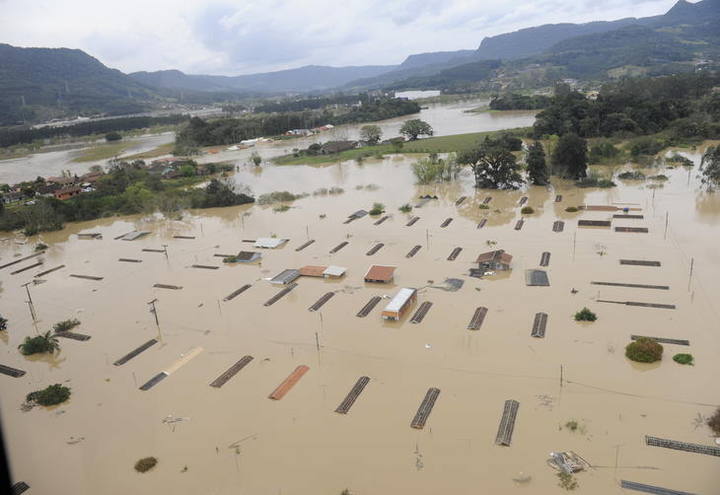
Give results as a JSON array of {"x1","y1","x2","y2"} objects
[{"x1": 18, "y1": 331, "x2": 60, "y2": 355}]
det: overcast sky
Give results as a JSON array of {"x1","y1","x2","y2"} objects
[{"x1": 0, "y1": 0, "x2": 681, "y2": 75}]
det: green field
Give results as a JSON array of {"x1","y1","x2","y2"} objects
[
  {"x1": 72, "y1": 142, "x2": 133, "y2": 163},
  {"x1": 273, "y1": 127, "x2": 531, "y2": 165}
]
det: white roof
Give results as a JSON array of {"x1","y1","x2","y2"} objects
[
  {"x1": 384, "y1": 288, "x2": 416, "y2": 313},
  {"x1": 323, "y1": 265, "x2": 346, "y2": 277},
  {"x1": 255, "y1": 238, "x2": 288, "y2": 248}
]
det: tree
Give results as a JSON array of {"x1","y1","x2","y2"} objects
[
  {"x1": 360, "y1": 125, "x2": 382, "y2": 145},
  {"x1": 551, "y1": 133, "x2": 588, "y2": 179},
  {"x1": 18, "y1": 331, "x2": 60, "y2": 355},
  {"x1": 105, "y1": 132, "x2": 122, "y2": 142},
  {"x1": 250, "y1": 152, "x2": 262, "y2": 167},
  {"x1": 399, "y1": 119, "x2": 433, "y2": 140},
  {"x1": 526, "y1": 141, "x2": 548, "y2": 185},
  {"x1": 457, "y1": 137, "x2": 523, "y2": 190},
  {"x1": 0, "y1": 314, "x2": 7, "y2": 331},
  {"x1": 701, "y1": 145, "x2": 720, "y2": 189}
]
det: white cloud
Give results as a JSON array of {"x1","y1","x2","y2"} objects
[{"x1": 0, "y1": 0, "x2": 678, "y2": 75}]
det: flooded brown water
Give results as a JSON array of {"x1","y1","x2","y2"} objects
[{"x1": 1, "y1": 148, "x2": 719, "y2": 494}]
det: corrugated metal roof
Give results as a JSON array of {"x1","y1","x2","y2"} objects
[
  {"x1": 364, "y1": 265, "x2": 396, "y2": 281},
  {"x1": 255, "y1": 238, "x2": 288, "y2": 248},
  {"x1": 323, "y1": 265, "x2": 346, "y2": 277},
  {"x1": 476, "y1": 249, "x2": 512, "y2": 264},
  {"x1": 270, "y1": 269, "x2": 300, "y2": 285},
  {"x1": 384, "y1": 288, "x2": 416, "y2": 312},
  {"x1": 121, "y1": 231, "x2": 151, "y2": 241},
  {"x1": 236, "y1": 251, "x2": 261, "y2": 262}
]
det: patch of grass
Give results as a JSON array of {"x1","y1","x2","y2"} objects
[
  {"x1": 273, "y1": 204, "x2": 290, "y2": 212},
  {"x1": 565, "y1": 206, "x2": 579, "y2": 212},
  {"x1": 73, "y1": 142, "x2": 133, "y2": 163},
  {"x1": 123, "y1": 142, "x2": 175, "y2": 161},
  {"x1": 565, "y1": 420, "x2": 579, "y2": 431},
  {"x1": 574, "y1": 307, "x2": 597, "y2": 322},
  {"x1": 273, "y1": 128, "x2": 531, "y2": 165},
  {"x1": 672, "y1": 353, "x2": 694, "y2": 365},
  {"x1": 257, "y1": 191, "x2": 307, "y2": 205},
  {"x1": 478, "y1": 204, "x2": 490, "y2": 209},
  {"x1": 18, "y1": 331, "x2": 60, "y2": 355},
  {"x1": 399, "y1": 203, "x2": 412, "y2": 213},
  {"x1": 134, "y1": 457, "x2": 158, "y2": 473},
  {"x1": 53, "y1": 318, "x2": 80, "y2": 333},
  {"x1": 520, "y1": 206, "x2": 534, "y2": 214},
  {"x1": 26, "y1": 384, "x2": 71, "y2": 406},
  {"x1": 369, "y1": 202, "x2": 385, "y2": 216},
  {"x1": 625, "y1": 337, "x2": 663, "y2": 363},
  {"x1": 575, "y1": 176, "x2": 616, "y2": 188},
  {"x1": 648, "y1": 174, "x2": 669, "y2": 181},
  {"x1": 557, "y1": 472, "x2": 579, "y2": 490}
]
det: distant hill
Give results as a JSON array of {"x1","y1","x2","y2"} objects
[
  {"x1": 0, "y1": 44, "x2": 155, "y2": 125},
  {"x1": 130, "y1": 65, "x2": 397, "y2": 94},
  {"x1": 399, "y1": 50, "x2": 478, "y2": 69}
]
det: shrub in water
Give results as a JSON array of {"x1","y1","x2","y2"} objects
[
  {"x1": 26, "y1": 384, "x2": 71, "y2": 406},
  {"x1": 617, "y1": 171, "x2": 646, "y2": 180},
  {"x1": 478, "y1": 204, "x2": 490, "y2": 209},
  {"x1": 53, "y1": 318, "x2": 80, "y2": 333},
  {"x1": 399, "y1": 203, "x2": 412, "y2": 213},
  {"x1": 134, "y1": 457, "x2": 158, "y2": 473},
  {"x1": 574, "y1": 307, "x2": 597, "y2": 322},
  {"x1": 35, "y1": 242, "x2": 48, "y2": 251},
  {"x1": 18, "y1": 331, "x2": 60, "y2": 355},
  {"x1": 625, "y1": 337, "x2": 663, "y2": 363},
  {"x1": 672, "y1": 353, "x2": 694, "y2": 365},
  {"x1": 369, "y1": 202, "x2": 385, "y2": 215},
  {"x1": 565, "y1": 206, "x2": 579, "y2": 212},
  {"x1": 708, "y1": 408, "x2": 720, "y2": 436},
  {"x1": 0, "y1": 315, "x2": 7, "y2": 331},
  {"x1": 520, "y1": 206, "x2": 534, "y2": 214}
]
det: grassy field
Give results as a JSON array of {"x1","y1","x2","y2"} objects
[
  {"x1": 122, "y1": 142, "x2": 175, "y2": 161},
  {"x1": 72, "y1": 142, "x2": 134, "y2": 163},
  {"x1": 273, "y1": 127, "x2": 531, "y2": 165}
]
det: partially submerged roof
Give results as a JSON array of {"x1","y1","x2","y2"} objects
[
  {"x1": 270, "y1": 269, "x2": 300, "y2": 285},
  {"x1": 348, "y1": 210, "x2": 368, "y2": 219},
  {"x1": 120, "y1": 231, "x2": 151, "y2": 241},
  {"x1": 299, "y1": 265, "x2": 328, "y2": 277},
  {"x1": 235, "y1": 251, "x2": 261, "y2": 262},
  {"x1": 323, "y1": 265, "x2": 346, "y2": 277},
  {"x1": 364, "y1": 265, "x2": 396, "y2": 282},
  {"x1": 476, "y1": 249, "x2": 513, "y2": 265},
  {"x1": 384, "y1": 288, "x2": 417, "y2": 313},
  {"x1": 255, "y1": 237, "x2": 289, "y2": 249},
  {"x1": 525, "y1": 269, "x2": 550, "y2": 287}
]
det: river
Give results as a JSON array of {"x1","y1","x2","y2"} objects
[{"x1": 0, "y1": 100, "x2": 535, "y2": 184}]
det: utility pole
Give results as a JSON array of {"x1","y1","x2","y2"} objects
[
  {"x1": 148, "y1": 298, "x2": 160, "y2": 328},
  {"x1": 572, "y1": 231, "x2": 577, "y2": 261},
  {"x1": 162, "y1": 244, "x2": 168, "y2": 259},
  {"x1": 688, "y1": 258, "x2": 694, "y2": 292},
  {"x1": 22, "y1": 282, "x2": 37, "y2": 324},
  {"x1": 664, "y1": 212, "x2": 669, "y2": 240}
]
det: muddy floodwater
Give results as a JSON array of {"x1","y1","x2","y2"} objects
[
  {"x1": 1, "y1": 148, "x2": 719, "y2": 495},
  {"x1": 0, "y1": 100, "x2": 535, "y2": 184}
]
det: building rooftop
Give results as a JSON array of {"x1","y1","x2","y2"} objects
[
  {"x1": 384, "y1": 288, "x2": 416, "y2": 312},
  {"x1": 323, "y1": 265, "x2": 347, "y2": 277},
  {"x1": 255, "y1": 238, "x2": 289, "y2": 249},
  {"x1": 270, "y1": 269, "x2": 300, "y2": 285},
  {"x1": 299, "y1": 265, "x2": 328, "y2": 277},
  {"x1": 364, "y1": 265, "x2": 396, "y2": 282},
  {"x1": 476, "y1": 249, "x2": 513, "y2": 265}
]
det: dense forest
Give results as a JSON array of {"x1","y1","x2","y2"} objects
[
  {"x1": 489, "y1": 94, "x2": 552, "y2": 110},
  {"x1": 176, "y1": 98, "x2": 420, "y2": 147},
  {"x1": 253, "y1": 94, "x2": 367, "y2": 113},
  {"x1": 0, "y1": 115, "x2": 189, "y2": 148},
  {"x1": 533, "y1": 73, "x2": 720, "y2": 141}
]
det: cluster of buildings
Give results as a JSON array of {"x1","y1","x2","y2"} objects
[
  {"x1": 1, "y1": 171, "x2": 103, "y2": 205},
  {"x1": 284, "y1": 124, "x2": 335, "y2": 137}
]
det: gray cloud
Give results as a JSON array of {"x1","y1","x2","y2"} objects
[{"x1": 0, "y1": 0, "x2": 678, "y2": 75}]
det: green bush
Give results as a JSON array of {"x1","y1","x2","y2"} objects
[
  {"x1": 617, "y1": 171, "x2": 646, "y2": 180},
  {"x1": 0, "y1": 315, "x2": 7, "y2": 331},
  {"x1": 53, "y1": 318, "x2": 80, "y2": 333},
  {"x1": 648, "y1": 174, "x2": 669, "y2": 182},
  {"x1": 134, "y1": 457, "x2": 158, "y2": 473},
  {"x1": 708, "y1": 408, "x2": 720, "y2": 435},
  {"x1": 399, "y1": 203, "x2": 412, "y2": 213},
  {"x1": 574, "y1": 307, "x2": 597, "y2": 322},
  {"x1": 369, "y1": 202, "x2": 385, "y2": 215},
  {"x1": 625, "y1": 337, "x2": 663, "y2": 363},
  {"x1": 26, "y1": 384, "x2": 71, "y2": 406},
  {"x1": 565, "y1": 206, "x2": 579, "y2": 212},
  {"x1": 35, "y1": 242, "x2": 48, "y2": 251},
  {"x1": 520, "y1": 206, "x2": 534, "y2": 214},
  {"x1": 672, "y1": 353, "x2": 694, "y2": 365},
  {"x1": 257, "y1": 191, "x2": 306, "y2": 205},
  {"x1": 478, "y1": 204, "x2": 490, "y2": 209},
  {"x1": 105, "y1": 132, "x2": 122, "y2": 142},
  {"x1": 18, "y1": 331, "x2": 60, "y2": 355},
  {"x1": 273, "y1": 204, "x2": 290, "y2": 212},
  {"x1": 557, "y1": 472, "x2": 579, "y2": 490}
]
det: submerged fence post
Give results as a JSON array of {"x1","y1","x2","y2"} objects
[
  {"x1": 664, "y1": 212, "x2": 668, "y2": 240},
  {"x1": 688, "y1": 258, "x2": 694, "y2": 292}
]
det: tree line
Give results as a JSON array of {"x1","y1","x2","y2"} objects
[
  {"x1": 175, "y1": 98, "x2": 420, "y2": 148},
  {"x1": 0, "y1": 115, "x2": 189, "y2": 148}
]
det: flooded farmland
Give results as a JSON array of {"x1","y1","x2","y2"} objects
[{"x1": 1, "y1": 147, "x2": 719, "y2": 495}]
